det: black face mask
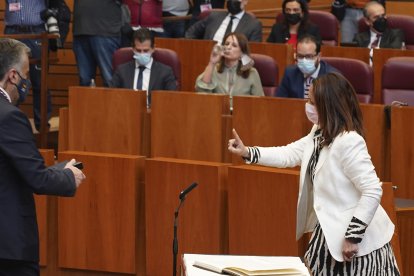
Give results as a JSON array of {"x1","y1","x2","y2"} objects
[
  {"x1": 285, "y1": 13, "x2": 302, "y2": 25},
  {"x1": 227, "y1": 0, "x2": 242, "y2": 15},
  {"x1": 373, "y1": 16, "x2": 387, "y2": 33}
]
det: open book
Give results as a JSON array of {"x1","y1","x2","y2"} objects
[{"x1": 183, "y1": 254, "x2": 310, "y2": 276}]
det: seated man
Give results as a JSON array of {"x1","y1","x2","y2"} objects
[
  {"x1": 277, "y1": 34, "x2": 338, "y2": 98},
  {"x1": 353, "y1": 1, "x2": 404, "y2": 49},
  {"x1": 111, "y1": 28, "x2": 177, "y2": 94},
  {"x1": 185, "y1": 0, "x2": 262, "y2": 42}
]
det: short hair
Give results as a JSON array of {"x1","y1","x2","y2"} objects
[
  {"x1": 297, "y1": 34, "x2": 321, "y2": 54},
  {"x1": 312, "y1": 72, "x2": 364, "y2": 146},
  {"x1": 282, "y1": 0, "x2": 309, "y2": 24},
  {"x1": 0, "y1": 38, "x2": 30, "y2": 80},
  {"x1": 363, "y1": 1, "x2": 385, "y2": 18},
  {"x1": 132, "y1": 28, "x2": 154, "y2": 48}
]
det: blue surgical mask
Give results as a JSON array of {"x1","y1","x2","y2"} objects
[
  {"x1": 133, "y1": 52, "x2": 152, "y2": 66},
  {"x1": 14, "y1": 71, "x2": 32, "y2": 104},
  {"x1": 297, "y1": 58, "x2": 317, "y2": 75}
]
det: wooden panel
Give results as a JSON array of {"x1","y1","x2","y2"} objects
[
  {"x1": 360, "y1": 104, "x2": 389, "y2": 181},
  {"x1": 145, "y1": 158, "x2": 229, "y2": 276},
  {"x1": 151, "y1": 91, "x2": 227, "y2": 162},
  {"x1": 388, "y1": 2, "x2": 414, "y2": 16},
  {"x1": 232, "y1": 96, "x2": 312, "y2": 164},
  {"x1": 321, "y1": 45, "x2": 370, "y2": 63},
  {"x1": 228, "y1": 166, "x2": 301, "y2": 256},
  {"x1": 381, "y1": 183, "x2": 403, "y2": 274},
  {"x1": 395, "y1": 198, "x2": 414, "y2": 276},
  {"x1": 58, "y1": 151, "x2": 144, "y2": 274},
  {"x1": 58, "y1": 107, "x2": 69, "y2": 152},
  {"x1": 68, "y1": 87, "x2": 147, "y2": 155},
  {"x1": 37, "y1": 149, "x2": 55, "y2": 267},
  {"x1": 391, "y1": 106, "x2": 414, "y2": 199},
  {"x1": 372, "y1": 48, "x2": 414, "y2": 104}
]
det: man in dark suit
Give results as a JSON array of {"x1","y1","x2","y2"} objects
[
  {"x1": 0, "y1": 38, "x2": 85, "y2": 275},
  {"x1": 277, "y1": 34, "x2": 338, "y2": 98},
  {"x1": 353, "y1": 1, "x2": 404, "y2": 49},
  {"x1": 185, "y1": 0, "x2": 262, "y2": 42},
  {"x1": 111, "y1": 28, "x2": 177, "y2": 105}
]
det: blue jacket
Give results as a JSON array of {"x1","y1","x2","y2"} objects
[{"x1": 276, "y1": 60, "x2": 338, "y2": 98}]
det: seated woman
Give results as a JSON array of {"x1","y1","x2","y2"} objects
[
  {"x1": 195, "y1": 32, "x2": 264, "y2": 99},
  {"x1": 267, "y1": 0, "x2": 321, "y2": 48}
]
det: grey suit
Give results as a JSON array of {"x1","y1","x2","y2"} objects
[
  {"x1": 111, "y1": 60, "x2": 177, "y2": 91},
  {"x1": 185, "y1": 11, "x2": 262, "y2": 42}
]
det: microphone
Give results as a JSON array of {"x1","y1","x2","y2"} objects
[
  {"x1": 173, "y1": 182, "x2": 198, "y2": 276},
  {"x1": 179, "y1": 182, "x2": 198, "y2": 201}
]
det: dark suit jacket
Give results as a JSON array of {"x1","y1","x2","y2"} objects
[
  {"x1": 353, "y1": 28, "x2": 405, "y2": 49},
  {"x1": 185, "y1": 11, "x2": 262, "y2": 42},
  {"x1": 267, "y1": 23, "x2": 321, "y2": 43},
  {"x1": 111, "y1": 60, "x2": 177, "y2": 91},
  {"x1": 0, "y1": 95, "x2": 76, "y2": 262},
  {"x1": 276, "y1": 60, "x2": 338, "y2": 98}
]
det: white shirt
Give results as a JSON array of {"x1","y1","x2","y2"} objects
[
  {"x1": 302, "y1": 62, "x2": 321, "y2": 98},
  {"x1": 0, "y1": 87, "x2": 12, "y2": 103},
  {"x1": 133, "y1": 58, "x2": 153, "y2": 91},
  {"x1": 213, "y1": 11, "x2": 245, "y2": 43}
]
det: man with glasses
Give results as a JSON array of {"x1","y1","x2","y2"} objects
[{"x1": 276, "y1": 34, "x2": 338, "y2": 98}]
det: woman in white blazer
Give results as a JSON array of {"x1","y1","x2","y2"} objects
[{"x1": 228, "y1": 73, "x2": 400, "y2": 275}]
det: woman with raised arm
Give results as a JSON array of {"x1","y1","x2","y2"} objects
[{"x1": 228, "y1": 72, "x2": 400, "y2": 275}]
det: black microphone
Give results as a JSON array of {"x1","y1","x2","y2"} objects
[
  {"x1": 173, "y1": 182, "x2": 198, "y2": 276},
  {"x1": 179, "y1": 182, "x2": 198, "y2": 201}
]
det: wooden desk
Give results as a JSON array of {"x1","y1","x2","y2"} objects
[
  {"x1": 395, "y1": 198, "x2": 414, "y2": 276},
  {"x1": 57, "y1": 151, "x2": 144, "y2": 274},
  {"x1": 37, "y1": 149, "x2": 55, "y2": 267},
  {"x1": 145, "y1": 158, "x2": 229, "y2": 276},
  {"x1": 390, "y1": 106, "x2": 414, "y2": 199},
  {"x1": 321, "y1": 45, "x2": 370, "y2": 63},
  {"x1": 227, "y1": 166, "x2": 302, "y2": 256},
  {"x1": 67, "y1": 87, "x2": 147, "y2": 155},
  {"x1": 151, "y1": 91, "x2": 228, "y2": 162}
]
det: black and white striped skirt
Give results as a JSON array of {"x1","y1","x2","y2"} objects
[{"x1": 304, "y1": 223, "x2": 400, "y2": 276}]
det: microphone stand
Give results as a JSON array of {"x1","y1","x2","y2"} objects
[{"x1": 173, "y1": 198, "x2": 185, "y2": 276}]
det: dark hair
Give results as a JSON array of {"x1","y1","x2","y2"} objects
[
  {"x1": 0, "y1": 38, "x2": 30, "y2": 80},
  {"x1": 313, "y1": 72, "x2": 365, "y2": 146},
  {"x1": 297, "y1": 34, "x2": 321, "y2": 53},
  {"x1": 363, "y1": 0, "x2": 384, "y2": 18},
  {"x1": 132, "y1": 28, "x2": 154, "y2": 48},
  {"x1": 217, "y1": 32, "x2": 251, "y2": 79},
  {"x1": 282, "y1": 0, "x2": 310, "y2": 27}
]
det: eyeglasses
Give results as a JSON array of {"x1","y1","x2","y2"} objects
[{"x1": 296, "y1": 53, "x2": 319, "y2": 60}]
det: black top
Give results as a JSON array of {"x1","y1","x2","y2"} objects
[{"x1": 267, "y1": 22, "x2": 321, "y2": 43}]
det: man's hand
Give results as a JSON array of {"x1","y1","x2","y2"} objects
[{"x1": 64, "y1": 159, "x2": 86, "y2": 188}]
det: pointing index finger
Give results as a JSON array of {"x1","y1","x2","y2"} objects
[{"x1": 232, "y1": 128, "x2": 241, "y2": 142}]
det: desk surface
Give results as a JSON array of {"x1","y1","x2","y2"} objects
[{"x1": 395, "y1": 198, "x2": 414, "y2": 211}]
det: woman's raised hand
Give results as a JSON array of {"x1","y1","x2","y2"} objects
[{"x1": 228, "y1": 129, "x2": 249, "y2": 158}]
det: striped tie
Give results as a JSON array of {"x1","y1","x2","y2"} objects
[{"x1": 304, "y1": 76, "x2": 314, "y2": 99}]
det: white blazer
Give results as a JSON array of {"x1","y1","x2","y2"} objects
[{"x1": 253, "y1": 125, "x2": 394, "y2": 261}]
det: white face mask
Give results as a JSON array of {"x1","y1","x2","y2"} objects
[{"x1": 305, "y1": 102, "x2": 318, "y2": 125}]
